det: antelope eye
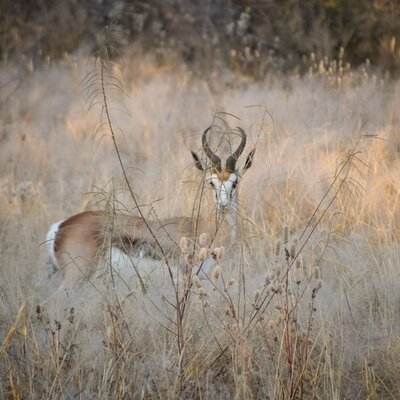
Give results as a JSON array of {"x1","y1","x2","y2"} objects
[
  {"x1": 210, "y1": 181, "x2": 216, "y2": 189},
  {"x1": 232, "y1": 180, "x2": 238, "y2": 189}
]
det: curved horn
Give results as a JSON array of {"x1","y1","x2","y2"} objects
[
  {"x1": 226, "y1": 127, "x2": 247, "y2": 173},
  {"x1": 202, "y1": 127, "x2": 222, "y2": 172}
]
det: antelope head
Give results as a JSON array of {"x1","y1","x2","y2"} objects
[{"x1": 191, "y1": 126, "x2": 255, "y2": 213}]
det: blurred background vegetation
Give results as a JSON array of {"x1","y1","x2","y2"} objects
[{"x1": 1, "y1": 0, "x2": 400, "y2": 77}]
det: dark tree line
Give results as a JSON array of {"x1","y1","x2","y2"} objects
[{"x1": 1, "y1": 0, "x2": 399, "y2": 76}]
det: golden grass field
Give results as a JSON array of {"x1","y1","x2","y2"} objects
[{"x1": 1, "y1": 53, "x2": 400, "y2": 399}]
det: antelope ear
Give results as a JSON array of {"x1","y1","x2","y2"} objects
[
  {"x1": 191, "y1": 150, "x2": 204, "y2": 171},
  {"x1": 240, "y1": 148, "x2": 256, "y2": 175}
]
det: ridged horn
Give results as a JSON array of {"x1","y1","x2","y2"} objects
[
  {"x1": 202, "y1": 127, "x2": 222, "y2": 172},
  {"x1": 226, "y1": 127, "x2": 246, "y2": 173}
]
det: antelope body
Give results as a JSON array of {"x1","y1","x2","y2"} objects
[{"x1": 47, "y1": 126, "x2": 255, "y2": 288}]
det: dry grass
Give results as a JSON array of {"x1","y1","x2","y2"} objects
[{"x1": 1, "y1": 53, "x2": 400, "y2": 399}]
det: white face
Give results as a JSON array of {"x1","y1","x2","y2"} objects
[{"x1": 209, "y1": 172, "x2": 239, "y2": 213}]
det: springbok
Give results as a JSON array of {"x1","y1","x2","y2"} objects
[
  {"x1": 190, "y1": 126, "x2": 255, "y2": 242},
  {"x1": 46, "y1": 126, "x2": 255, "y2": 289}
]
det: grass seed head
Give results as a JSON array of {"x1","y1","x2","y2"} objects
[
  {"x1": 212, "y1": 246, "x2": 225, "y2": 262},
  {"x1": 312, "y1": 279, "x2": 323, "y2": 298},
  {"x1": 275, "y1": 240, "x2": 281, "y2": 256},
  {"x1": 290, "y1": 242, "x2": 296, "y2": 259},
  {"x1": 296, "y1": 256, "x2": 303, "y2": 269},
  {"x1": 283, "y1": 225, "x2": 289, "y2": 244}
]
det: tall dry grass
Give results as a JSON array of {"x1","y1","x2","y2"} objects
[{"x1": 1, "y1": 52, "x2": 400, "y2": 399}]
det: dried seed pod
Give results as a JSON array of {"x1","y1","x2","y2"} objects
[
  {"x1": 180, "y1": 237, "x2": 189, "y2": 253},
  {"x1": 285, "y1": 248, "x2": 290, "y2": 261},
  {"x1": 185, "y1": 254, "x2": 194, "y2": 266},
  {"x1": 213, "y1": 265, "x2": 221, "y2": 279},
  {"x1": 227, "y1": 278, "x2": 236, "y2": 288},
  {"x1": 198, "y1": 287, "x2": 209, "y2": 300},
  {"x1": 268, "y1": 319, "x2": 276, "y2": 330},
  {"x1": 192, "y1": 275, "x2": 202, "y2": 288},
  {"x1": 198, "y1": 247, "x2": 208, "y2": 261},
  {"x1": 68, "y1": 307, "x2": 75, "y2": 324},
  {"x1": 212, "y1": 247, "x2": 225, "y2": 262},
  {"x1": 274, "y1": 283, "x2": 283, "y2": 294},
  {"x1": 199, "y1": 232, "x2": 209, "y2": 246},
  {"x1": 36, "y1": 305, "x2": 42, "y2": 319},
  {"x1": 231, "y1": 323, "x2": 240, "y2": 334}
]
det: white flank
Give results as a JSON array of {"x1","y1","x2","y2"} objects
[
  {"x1": 110, "y1": 247, "x2": 136, "y2": 281},
  {"x1": 46, "y1": 220, "x2": 64, "y2": 267}
]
